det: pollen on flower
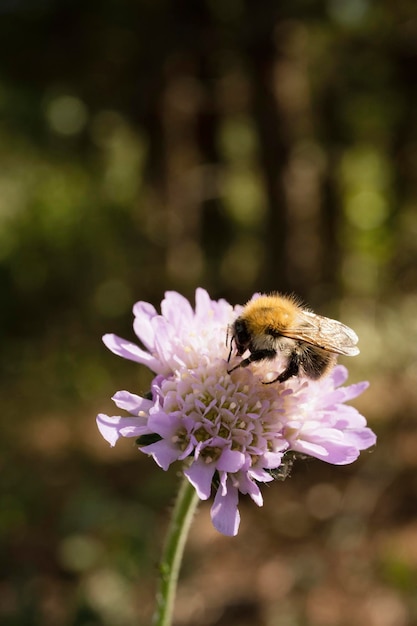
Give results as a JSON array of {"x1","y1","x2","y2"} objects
[
  {"x1": 171, "y1": 428, "x2": 189, "y2": 445},
  {"x1": 218, "y1": 426, "x2": 230, "y2": 438},
  {"x1": 193, "y1": 427, "x2": 210, "y2": 442},
  {"x1": 202, "y1": 446, "x2": 221, "y2": 464},
  {"x1": 97, "y1": 288, "x2": 376, "y2": 537}
]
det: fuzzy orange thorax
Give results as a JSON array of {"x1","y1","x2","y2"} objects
[{"x1": 240, "y1": 295, "x2": 300, "y2": 335}]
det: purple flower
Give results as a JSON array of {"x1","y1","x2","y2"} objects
[{"x1": 97, "y1": 289, "x2": 376, "y2": 536}]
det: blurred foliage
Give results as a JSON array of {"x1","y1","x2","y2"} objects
[{"x1": 1, "y1": 0, "x2": 417, "y2": 625}]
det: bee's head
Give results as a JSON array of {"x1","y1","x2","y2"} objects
[{"x1": 230, "y1": 318, "x2": 251, "y2": 356}]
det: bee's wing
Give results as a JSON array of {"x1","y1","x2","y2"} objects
[{"x1": 281, "y1": 310, "x2": 360, "y2": 356}]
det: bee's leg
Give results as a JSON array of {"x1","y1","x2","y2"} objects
[
  {"x1": 227, "y1": 349, "x2": 276, "y2": 374},
  {"x1": 226, "y1": 330, "x2": 234, "y2": 363},
  {"x1": 263, "y1": 352, "x2": 301, "y2": 384}
]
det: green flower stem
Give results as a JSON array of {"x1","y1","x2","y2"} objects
[{"x1": 152, "y1": 478, "x2": 199, "y2": 626}]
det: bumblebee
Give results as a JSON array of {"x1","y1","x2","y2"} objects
[{"x1": 227, "y1": 294, "x2": 359, "y2": 384}]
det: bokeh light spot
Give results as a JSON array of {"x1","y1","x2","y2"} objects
[{"x1": 45, "y1": 95, "x2": 88, "y2": 136}]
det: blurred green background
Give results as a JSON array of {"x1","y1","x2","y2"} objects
[{"x1": 1, "y1": 1, "x2": 417, "y2": 625}]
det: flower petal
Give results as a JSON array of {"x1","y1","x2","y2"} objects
[
  {"x1": 133, "y1": 301, "x2": 158, "y2": 350},
  {"x1": 102, "y1": 334, "x2": 162, "y2": 372},
  {"x1": 260, "y1": 450, "x2": 286, "y2": 469},
  {"x1": 184, "y1": 459, "x2": 215, "y2": 500},
  {"x1": 322, "y1": 381, "x2": 370, "y2": 407},
  {"x1": 238, "y1": 473, "x2": 263, "y2": 506},
  {"x1": 217, "y1": 448, "x2": 246, "y2": 473},
  {"x1": 147, "y1": 411, "x2": 181, "y2": 438},
  {"x1": 211, "y1": 480, "x2": 240, "y2": 536},
  {"x1": 291, "y1": 437, "x2": 360, "y2": 465},
  {"x1": 194, "y1": 288, "x2": 212, "y2": 321},
  {"x1": 112, "y1": 390, "x2": 153, "y2": 414},
  {"x1": 151, "y1": 317, "x2": 176, "y2": 365},
  {"x1": 161, "y1": 291, "x2": 194, "y2": 330},
  {"x1": 344, "y1": 427, "x2": 377, "y2": 451},
  {"x1": 96, "y1": 414, "x2": 149, "y2": 446},
  {"x1": 141, "y1": 439, "x2": 182, "y2": 470},
  {"x1": 330, "y1": 365, "x2": 349, "y2": 387}
]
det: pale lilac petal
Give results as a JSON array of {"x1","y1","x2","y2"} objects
[
  {"x1": 102, "y1": 334, "x2": 162, "y2": 372},
  {"x1": 260, "y1": 450, "x2": 286, "y2": 469},
  {"x1": 238, "y1": 473, "x2": 263, "y2": 506},
  {"x1": 147, "y1": 412, "x2": 181, "y2": 438},
  {"x1": 212, "y1": 297, "x2": 235, "y2": 323},
  {"x1": 329, "y1": 406, "x2": 368, "y2": 429},
  {"x1": 322, "y1": 381, "x2": 370, "y2": 407},
  {"x1": 343, "y1": 427, "x2": 377, "y2": 450},
  {"x1": 217, "y1": 448, "x2": 246, "y2": 473},
  {"x1": 133, "y1": 300, "x2": 157, "y2": 319},
  {"x1": 112, "y1": 390, "x2": 152, "y2": 414},
  {"x1": 133, "y1": 301, "x2": 158, "y2": 350},
  {"x1": 330, "y1": 365, "x2": 349, "y2": 387},
  {"x1": 184, "y1": 459, "x2": 215, "y2": 500},
  {"x1": 194, "y1": 288, "x2": 213, "y2": 321},
  {"x1": 211, "y1": 481, "x2": 240, "y2": 536},
  {"x1": 291, "y1": 437, "x2": 360, "y2": 465},
  {"x1": 161, "y1": 291, "x2": 194, "y2": 329},
  {"x1": 318, "y1": 444, "x2": 360, "y2": 465},
  {"x1": 96, "y1": 414, "x2": 149, "y2": 446},
  {"x1": 151, "y1": 317, "x2": 176, "y2": 363},
  {"x1": 249, "y1": 467, "x2": 275, "y2": 483},
  {"x1": 218, "y1": 470, "x2": 228, "y2": 496},
  {"x1": 141, "y1": 439, "x2": 182, "y2": 470},
  {"x1": 96, "y1": 414, "x2": 122, "y2": 446}
]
